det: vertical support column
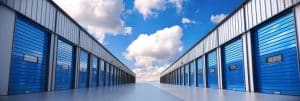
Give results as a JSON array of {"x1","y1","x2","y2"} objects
[
  {"x1": 50, "y1": 34, "x2": 58, "y2": 91},
  {"x1": 295, "y1": 3, "x2": 300, "y2": 79},
  {"x1": 74, "y1": 47, "x2": 80, "y2": 88},
  {"x1": 0, "y1": 5, "x2": 15, "y2": 95},
  {"x1": 203, "y1": 55, "x2": 207, "y2": 88},
  {"x1": 246, "y1": 31, "x2": 255, "y2": 92},
  {"x1": 216, "y1": 47, "x2": 223, "y2": 89},
  {"x1": 242, "y1": 34, "x2": 250, "y2": 92}
]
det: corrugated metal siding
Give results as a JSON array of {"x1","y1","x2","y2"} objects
[
  {"x1": 253, "y1": 13, "x2": 300, "y2": 96},
  {"x1": 245, "y1": 0, "x2": 296, "y2": 30},
  {"x1": 219, "y1": 9, "x2": 245, "y2": 45},
  {"x1": 92, "y1": 41, "x2": 101, "y2": 57},
  {"x1": 80, "y1": 30, "x2": 93, "y2": 52},
  {"x1": 204, "y1": 30, "x2": 218, "y2": 53},
  {"x1": 195, "y1": 42, "x2": 204, "y2": 58},
  {"x1": 1, "y1": 0, "x2": 56, "y2": 31},
  {"x1": 55, "y1": 40, "x2": 75, "y2": 90},
  {"x1": 56, "y1": 11, "x2": 79, "y2": 44},
  {"x1": 9, "y1": 17, "x2": 50, "y2": 95},
  {"x1": 222, "y1": 38, "x2": 245, "y2": 91}
]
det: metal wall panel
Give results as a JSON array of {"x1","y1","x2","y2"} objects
[
  {"x1": 204, "y1": 30, "x2": 218, "y2": 53},
  {"x1": 56, "y1": 12, "x2": 79, "y2": 44},
  {"x1": 219, "y1": 9, "x2": 245, "y2": 45},
  {"x1": 80, "y1": 30, "x2": 93, "y2": 52},
  {"x1": 1, "y1": 0, "x2": 56, "y2": 31}
]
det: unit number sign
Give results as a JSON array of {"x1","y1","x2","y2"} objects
[
  {"x1": 23, "y1": 54, "x2": 38, "y2": 63},
  {"x1": 266, "y1": 54, "x2": 282, "y2": 64}
]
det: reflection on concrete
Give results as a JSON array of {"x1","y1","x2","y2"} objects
[
  {"x1": 155, "y1": 83, "x2": 300, "y2": 101},
  {"x1": 1, "y1": 83, "x2": 299, "y2": 101}
]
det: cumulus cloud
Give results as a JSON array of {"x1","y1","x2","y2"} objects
[
  {"x1": 210, "y1": 13, "x2": 227, "y2": 24},
  {"x1": 181, "y1": 17, "x2": 196, "y2": 24},
  {"x1": 133, "y1": 65, "x2": 168, "y2": 83},
  {"x1": 53, "y1": 0, "x2": 131, "y2": 43},
  {"x1": 134, "y1": 0, "x2": 183, "y2": 19},
  {"x1": 124, "y1": 25, "x2": 183, "y2": 82}
]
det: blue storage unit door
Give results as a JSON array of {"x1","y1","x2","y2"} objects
[
  {"x1": 184, "y1": 64, "x2": 189, "y2": 86},
  {"x1": 181, "y1": 67, "x2": 184, "y2": 85},
  {"x1": 111, "y1": 65, "x2": 114, "y2": 85},
  {"x1": 99, "y1": 60, "x2": 105, "y2": 87},
  {"x1": 55, "y1": 40, "x2": 75, "y2": 90},
  {"x1": 91, "y1": 56, "x2": 99, "y2": 87},
  {"x1": 105, "y1": 62, "x2": 111, "y2": 86},
  {"x1": 189, "y1": 62, "x2": 195, "y2": 86},
  {"x1": 222, "y1": 38, "x2": 245, "y2": 91},
  {"x1": 253, "y1": 13, "x2": 300, "y2": 96},
  {"x1": 9, "y1": 17, "x2": 50, "y2": 95},
  {"x1": 197, "y1": 58, "x2": 204, "y2": 87},
  {"x1": 206, "y1": 50, "x2": 218, "y2": 88},
  {"x1": 79, "y1": 50, "x2": 89, "y2": 88},
  {"x1": 178, "y1": 70, "x2": 180, "y2": 85}
]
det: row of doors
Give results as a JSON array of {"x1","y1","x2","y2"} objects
[
  {"x1": 165, "y1": 12, "x2": 300, "y2": 96},
  {"x1": 8, "y1": 16, "x2": 123, "y2": 95}
]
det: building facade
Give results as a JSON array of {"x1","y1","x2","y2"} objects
[
  {"x1": 0, "y1": 0, "x2": 135, "y2": 95},
  {"x1": 161, "y1": 0, "x2": 300, "y2": 96}
]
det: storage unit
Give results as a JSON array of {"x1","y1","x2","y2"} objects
[
  {"x1": 111, "y1": 65, "x2": 115, "y2": 85},
  {"x1": 9, "y1": 16, "x2": 50, "y2": 95},
  {"x1": 78, "y1": 50, "x2": 89, "y2": 88},
  {"x1": 222, "y1": 38, "x2": 245, "y2": 91},
  {"x1": 181, "y1": 67, "x2": 184, "y2": 85},
  {"x1": 177, "y1": 69, "x2": 180, "y2": 85},
  {"x1": 55, "y1": 40, "x2": 75, "y2": 90},
  {"x1": 189, "y1": 62, "x2": 195, "y2": 86},
  {"x1": 196, "y1": 58, "x2": 203, "y2": 87},
  {"x1": 184, "y1": 64, "x2": 189, "y2": 86},
  {"x1": 105, "y1": 62, "x2": 110, "y2": 86},
  {"x1": 206, "y1": 50, "x2": 218, "y2": 89},
  {"x1": 253, "y1": 12, "x2": 300, "y2": 96},
  {"x1": 91, "y1": 56, "x2": 99, "y2": 87},
  {"x1": 99, "y1": 60, "x2": 105, "y2": 87}
]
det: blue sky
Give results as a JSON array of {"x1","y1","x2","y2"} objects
[{"x1": 54, "y1": 0, "x2": 244, "y2": 82}]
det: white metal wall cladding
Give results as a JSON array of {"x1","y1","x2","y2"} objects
[
  {"x1": 56, "y1": 12, "x2": 79, "y2": 44},
  {"x1": 218, "y1": 9, "x2": 245, "y2": 45},
  {"x1": 204, "y1": 30, "x2": 218, "y2": 53},
  {"x1": 80, "y1": 30, "x2": 93, "y2": 51},
  {"x1": 92, "y1": 41, "x2": 101, "y2": 57},
  {"x1": 0, "y1": 0, "x2": 56, "y2": 31},
  {"x1": 245, "y1": 0, "x2": 297, "y2": 30}
]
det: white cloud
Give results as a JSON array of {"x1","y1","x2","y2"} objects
[
  {"x1": 124, "y1": 25, "x2": 183, "y2": 82},
  {"x1": 210, "y1": 13, "x2": 227, "y2": 24},
  {"x1": 133, "y1": 65, "x2": 168, "y2": 83},
  {"x1": 53, "y1": 0, "x2": 131, "y2": 43},
  {"x1": 134, "y1": 0, "x2": 183, "y2": 19},
  {"x1": 181, "y1": 17, "x2": 196, "y2": 24}
]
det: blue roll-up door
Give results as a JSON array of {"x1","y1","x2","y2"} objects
[
  {"x1": 78, "y1": 50, "x2": 89, "y2": 88},
  {"x1": 197, "y1": 58, "x2": 203, "y2": 87},
  {"x1": 181, "y1": 67, "x2": 184, "y2": 85},
  {"x1": 111, "y1": 66, "x2": 114, "y2": 85},
  {"x1": 206, "y1": 50, "x2": 218, "y2": 88},
  {"x1": 253, "y1": 13, "x2": 300, "y2": 96},
  {"x1": 177, "y1": 69, "x2": 180, "y2": 85},
  {"x1": 9, "y1": 17, "x2": 50, "y2": 95},
  {"x1": 91, "y1": 56, "x2": 98, "y2": 87},
  {"x1": 184, "y1": 64, "x2": 189, "y2": 86},
  {"x1": 105, "y1": 63, "x2": 110, "y2": 86},
  {"x1": 99, "y1": 61, "x2": 105, "y2": 87},
  {"x1": 222, "y1": 38, "x2": 245, "y2": 91},
  {"x1": 190, "y1": 62, "x2": 195, "y2": 86},
  {"x1": 55, "y1": 40, "x2": 75, "y2": 91}
]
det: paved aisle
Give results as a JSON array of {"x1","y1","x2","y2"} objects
[{"x1": 1, "y1": 83, "x2": 300, "y2": 101}]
